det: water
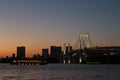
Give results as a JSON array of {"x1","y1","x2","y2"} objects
[{"x1": 0, "y1": 64, "x2": 120, "y2": 80}]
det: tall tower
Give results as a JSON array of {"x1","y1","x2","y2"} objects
[
  {"x1": 79, "y1": 33, "x2": 92, "y2": 49},
  {"x1": 63, "y1": 43, "x2": 72, "y2": 55},
  {"x1": 50, "y1": 46, "x2": 62, "y2": 58},
  {"x1": 17, "y1": 46, "x2": 26, "y2": 58},
  {"x1": 63, "y1": 43, "x2": 72, "y2": 64},
  {"x1": 42, "y1": 48, "x2": 49, "y2": 58}
]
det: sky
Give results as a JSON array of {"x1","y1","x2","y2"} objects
[{"x1": 0, "y1": 0, "x2": 120, "y2": 57}]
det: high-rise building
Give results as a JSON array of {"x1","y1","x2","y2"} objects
[
  {"x1": 17, "y1": 46, "x2": 25, "y2": 58},
  {"x1": 42, "y1": 48, "x2": 49, "y2": 58},
  {"x1": 50, "y1": 46, "x2": 62, "y2": 59},
  {"x1": 12, "y1": 53, "x2": 15, "y2": 58}
]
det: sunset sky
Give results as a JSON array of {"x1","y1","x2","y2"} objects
[{"x1": 0, "y1": 0, "x2": 120, "y2": 57}]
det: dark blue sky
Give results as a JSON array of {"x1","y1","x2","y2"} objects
[{"x1": 0, "y1": 0, "x2": 120, "y2": 57}]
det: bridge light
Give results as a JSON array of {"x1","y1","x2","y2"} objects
[
  {"x1": 63, "y1": 60, "x2": 65, "y2": 64},
  {"x1": 68, "y1": 59, "x2": 70, "y2": 64},
  {"x1": 79, "y1": 57, "x2": 82, "y2": 63}
]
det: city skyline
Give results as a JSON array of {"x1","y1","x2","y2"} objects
[{"x1": 0, "y1": 0, "x2": 120, "y2": 57}]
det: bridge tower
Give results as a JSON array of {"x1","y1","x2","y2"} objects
[
  {"x1": 73, "y1": 32, "x2": 92, "y2": 63},
  {"x1": 79, "y1": 32, "x2": 92, "y2": 49},
  {"x1": 63, "y1": 43, "x2": 72, "y2": 64}
]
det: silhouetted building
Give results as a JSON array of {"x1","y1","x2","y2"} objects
[
  {"x1": 33, "y1": 54, "x2": 41, "y2": 59},
  {"x1": 12, "y1": 53, "x2": 15, "y2": 58},
  {"x1": 17, "y1": 46, "x2": 25, "y2": 58},
  {"x1": 42, "y1": 48, "x2": 49, "y2": 58},
  {"x1": 50, "y1": 46, "x2": 62, "y2": 62}
]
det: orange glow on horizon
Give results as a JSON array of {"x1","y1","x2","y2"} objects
[{"x1": 0, "y1": 44, "x2": 50, "y2": 58}]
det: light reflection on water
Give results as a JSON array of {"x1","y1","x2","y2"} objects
[{"x1": 0, "y1": 64, "x2": 120, "y2": 80}]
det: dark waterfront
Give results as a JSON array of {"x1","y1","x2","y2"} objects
[
  {"x1": 1, "y1": 46, "x2": 120, "y2": 64},
  {"x1": 0, "y1": 63, "x2": 120, "y2": 80}
]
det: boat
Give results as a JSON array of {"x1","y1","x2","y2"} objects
[
  {"x1": 10, "y1": 59, "x2": 47, "y2": 65},
  {"x1": 86, "y1": 61, "x2": 101, "y2": 64}
]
